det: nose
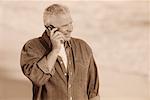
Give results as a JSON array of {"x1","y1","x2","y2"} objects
[{"x1": 66, "y1": 29, "x2": 72, "y2": 33}]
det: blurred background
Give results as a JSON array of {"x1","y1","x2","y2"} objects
[{"x1": 0, "y1": 0, "x2": 149, "y2": 100}]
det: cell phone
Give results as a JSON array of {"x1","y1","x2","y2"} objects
[
  {"x1": 45, "y1": 25, "x2": 55, "y2": 31},
  {"x1": 45, "y1": 24, "x2": 64, "y2": 43}
]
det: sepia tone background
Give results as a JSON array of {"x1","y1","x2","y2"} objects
[{"x1": 0, "y1": 0, "x2": 149, "y2": 100}]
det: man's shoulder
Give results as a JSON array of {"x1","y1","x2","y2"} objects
[
  {"x1": 23, "y1": 37, "x2": 41, "y2": 48},
  {"x1": 71, "y1": 37, "x2": 90, "y2": 46},
  {"x1": 71, "y1": 37, "x2": 92, "y2": 53},
  {"x1": 71, "y1": 37, "x2": 85, "y2": 43}
]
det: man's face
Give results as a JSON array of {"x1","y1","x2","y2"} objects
[{"x1": 48, "y1": 13, "x2": 73, "y2": 41}]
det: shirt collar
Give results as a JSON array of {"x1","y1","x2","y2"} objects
[{"x1": 64, "y1": 40, "x2": 72, "y2": 49}]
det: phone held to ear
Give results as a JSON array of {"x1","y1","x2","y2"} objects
[
  {"x1": 45, "y1": 25, "x2": 64, "y2": 44},
  {"x1": 45, "y1": 25, "x2": 58, "y2": 32}
]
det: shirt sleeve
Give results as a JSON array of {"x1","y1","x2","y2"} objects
[
  {"x1": 20, "y1": 40, "x2": 55, "y2": 86},
  {"x1": 87, "y1": 55, "x2": 100, "y2": 100}
]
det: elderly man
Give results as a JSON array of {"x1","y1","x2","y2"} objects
[{"x1": 20, "y1": 4, "x2": 100, "y2": 100}]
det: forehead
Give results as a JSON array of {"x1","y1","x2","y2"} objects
[{"x1": 49, "y1": 14, "x2": 72, "y2": 27}]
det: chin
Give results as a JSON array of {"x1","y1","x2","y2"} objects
[{"x1": 64, "y1": 37, "x2": 71, "y2": 41}]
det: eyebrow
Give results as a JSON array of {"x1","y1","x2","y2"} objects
[{"x1": 61, "y1": 22, "x2": 72, "y2": 27}]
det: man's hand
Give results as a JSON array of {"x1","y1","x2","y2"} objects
[
  {"x1": 48, "y1": 28, "x2": 64, "y2": 52},
  {"x1": 46, "y1": 28, "x2": 64, "y2": 72}
]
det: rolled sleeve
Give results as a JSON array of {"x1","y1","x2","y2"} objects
[
  {"x1": 20, "y1": 39, "x2": 54, "y2": 86},
  {"x1": 87, "y1": 55, "x2": 100, "y2": 100},
  {"x1": 89, "y1": 95, "x2": 100, "y2": 100},
  {"x1": 37, "y1": 56, "x2": 55, "y2": 75}
]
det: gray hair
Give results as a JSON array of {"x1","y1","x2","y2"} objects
[{"x1": 43, "y1": 4, "x2": 70, "y2": 26}]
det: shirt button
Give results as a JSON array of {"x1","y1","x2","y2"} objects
[
  {"x1": 68, "y1": 84, "x2": 71, "y2": 88},
  {"x1": 70, "y1": 72, "x2": 72, "y2": 75},
  {"x1": 70, "y1": 97, "x2": 72, "y2": 100},
  {"x1": 60, "y1": 61, "x2": 63, "y2": 64},
  {"x1": 64, "y1": 73, "x2": 67, "y2": 76}
]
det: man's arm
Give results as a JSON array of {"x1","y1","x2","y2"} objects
[
  {"x1": 87, "y1": 55, "x2": 100, "y2": 100},
  {"x1": 20, "y1": 27, "x2": 63, "y2": 86},
  {"x1": 20, "y1": 39, "x2": 58, "y2": 86}
]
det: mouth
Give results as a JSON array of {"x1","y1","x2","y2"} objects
[
  {"x1": 62, "y1": 32, "x2": 71, "y2": 39},
  {"x1": 64, "y1": 34, "x2": 70, "y2": 38},
  {"x1": 63, "y1": 32, "x2": 70, "y2": 36},
  {"x1": 64, "y1": 34, "x2": 69, "y2": 36},
  {"x1": 63, "y1": 34, "x2": 71, "y2": 40}
]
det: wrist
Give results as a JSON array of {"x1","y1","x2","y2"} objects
[{"x1": 47, "y1": 49, "x2": 59, "y2": 60}]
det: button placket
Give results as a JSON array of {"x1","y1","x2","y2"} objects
[
  {"x1": 60, "y1": 61, "x2": 63, "y2": 64},
  {"x1": 67, "y1": 69, "x2": 72, "y2": 100},
  {"x1": 64, "y1": 73, "x2": 67, "y2": 76},
  {"x1": 68, "y1": 84, "x2": 71, "y2": 88},
  {"x1": 64, "y1": 42, "x2": 74, "y2": 100},
  {"x1": 70, "y1": 72, "x2": 72, "y2": 76},
  {"x1": 68, "y1": 60, "x2": 71, "y2": 65}
]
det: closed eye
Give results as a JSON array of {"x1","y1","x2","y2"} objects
[{"x1": 61, "y1": 22, "x2": 72, "y2": 28}]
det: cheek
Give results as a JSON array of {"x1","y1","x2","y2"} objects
[
  {"x1": 59, "y1": 25, "x2": 73, "y2": 33},
  {"x1": 59, "y1": 28, "x2": 67, "y2": 33},
  {"x1": 62, "y1": 28, "x2": 67, "y2": 32},
  {"x1": 59, "y1": 29, "x2": 65, "y2": 34}
]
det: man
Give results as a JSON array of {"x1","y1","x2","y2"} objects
[{"x1": 20, "y1": 4, "x2": 100, "y2": 100}]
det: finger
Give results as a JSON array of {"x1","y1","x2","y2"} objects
[
  {"x1": 51, "y1": 31, "x2": 60, "y2": 38},
  {"x1": 52, "y1": 35, "x2": 64, "y2": 41},
  {"x1": 52, "y1": 35, "x2": 64, "y2": 42},
  {"x1": 51, "y1": 31, "x2": 65, "y2": 43},
  {"x1": 58, "y1": 34, "x2": 65, "y2": 43},
  {"x1": 51, "y1": 28, "x2": 58, "y2": 37},
  {"x1": 50, "y1": 29, "x2": 59, "y2": 39},
  {"x1": 52, "y1": 32, "x2": 63, "y2": 39},
  {"x1": 56, "y1": 35, "x2": 64, "y2": 43}
]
